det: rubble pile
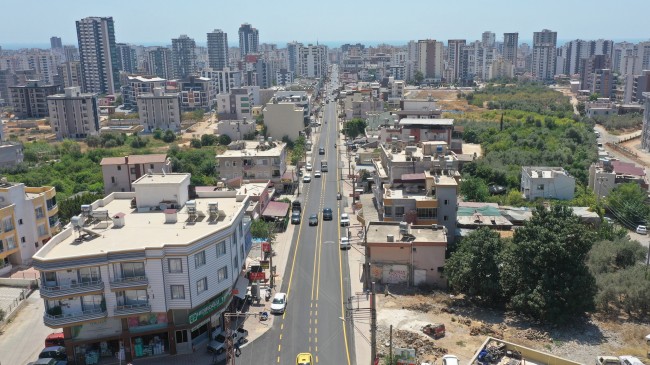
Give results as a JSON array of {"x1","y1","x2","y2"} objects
[
  {"x1": 452, "y1": 316, "x2": 472, "y2": 326},
  {"x1": 520, "y1": 328, "x2": 551, "y2": 342},
  {"x1": 403, "y1": 302, "x2": 434, "y2": 312},
  {"x1": 378, "y1": 328, "x2": 448, "y2": 358},
  {"x1": 470, "y1": 323, "x2": 504, "y2": 338}
]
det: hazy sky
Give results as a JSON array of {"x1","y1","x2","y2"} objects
[{"x1": 2, "y1": 0, "x2": 649, "y2": 47}]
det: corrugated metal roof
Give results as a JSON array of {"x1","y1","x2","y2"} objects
[{"x1": 262, "y1": 201, "x2": 290, "y2": 217}]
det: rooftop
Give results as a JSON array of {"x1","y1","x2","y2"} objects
[
  {"x1": 366, "y1": 222, "x2": 446, "y2": 243},
  {"x1": 100, "y1": 154, "x2": 168, "y2": 166},
  {"x1": 219, "y1": 141, "x2": 285, "y2": 158},
  {"x1": 33, "y1": 192, "x2": 246, "y2": 261},
  {"x1": 522, "y1": 166, "x2": 571, "y2": 179},
  {"x1": 127, "y1": 75, "x2": 166, "y2": 83},
  {"x1": 399, "y1": 118, "x2": 454, "y2": 127}
]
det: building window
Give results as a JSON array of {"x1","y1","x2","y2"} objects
[
  {"x1": 170, "y1": 285, "x2": 185, "y2": 299},
  {"x1": 216, "y1": 240, "x2": 226, "y2": 257},
  {"x1": 120, "y1": 262, "x2": 145, "y2": 279},
  {"x1": 130, "y1": 168, "x2": 136, "y2": 174},
  {"x1": 18, "y1": 219, "x2": 23, "y2": 225},
  {"x1": 394, "y1": 206, "x2": 405, "y2": 217},
  {"x1": 117, "y1": 166, "x2": 122, "y2": 171},
  {"x1": 38, "y1": 224, "x2": 47, "y2": 237},
  {"x1": 197, "y1": 277, "x2": 208, "y2": 294},
  {"x1": 384, "y1": 206, "x2": 393, "y2": 217},
  {"x1": 416, "y1": 208, "x2": 437, "y2": 219},
  {"x1": 150, "y1": 164, "x2": 154, "y2": 169},
  {"x1": 21, "y1": 237, "x2": 25, "y2": 243},
  {"x1": 217, "y1": 266, "x2": 228, "y2": 282},
  {"x1": 168, "y1": 258, "x2": 183, "y2": 273},
  {"x1": 537, "y1": 184, "x2": 544, "y2": 190},
  {"x1": 111, "y1": 176, "x2": 115, "y2": 183},
  {"x1": 117, "y1": 289, "x2": 148, "y2": 306},
  {"x1": 194, "y1": 250, "x2": 206, "y2": 268},
  {"x1": 3, "y1": 218, "x2": 14, "y2": 232},
  {"x1": 444, "y1": 216, "x2": 448, "y2": 221}
]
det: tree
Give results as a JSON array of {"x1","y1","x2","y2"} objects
[
  {"x1": 130, "y1": 136, "x2": 149, "y2": 148},
  {"x1": 413, "y1": 71, "x2": 424, "y2": 85},
  {"x1": 162, "y1": 130, "x2": 176, "y2": 143},
  {"x1": 446, "y1": 228, "x2": 505, "y2": 305},
  {"x1": 344, "y1": 118, "x2": 367, "y2": 139},
  {"x1": 250, "y1": 219, "x2": 276, "y2": 242},
  {"x1": 190, "y1": 138, "x2": 202, "y2": 148},
  {"x1": 605, "y1": 183, "x2": 650, "y2": 227},
  {"x1": 460, "y1": 176, "x2": 490, "y2": 202},
  {"x1": 589, "y1": 93, "x2": 600, "y2": 101},
  {"x1": 201, "y1": 134, "x2": 218, "y2": 146},
  {"x1": 588, "y1": 238, "x2": 645, "y2": 275},
  {"x1": 217, "y1": 134, "x2": 232, "y2": 146},
  {"x1": 500, "y1": 205, "x2": 597, "y2": 323},
  {"x1": 153, "y1": 128, "x2": 163, "y2": 140}
]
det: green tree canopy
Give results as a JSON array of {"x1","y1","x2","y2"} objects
[
  {"x1": 446, "y1": 228, "x2": 504, "y2": 305},
  {"x1": 460, "y1": 176, "x2": 490, "y2": 202},
  {"x1": 344, "y1": 118, "x2": 367, "y2": 139},
  {"x1": 500, "y1": 205, "x2": 597, "y2": 323},
  {"x1": 605, "y1": 183, "x2": 650, "y2": 227}
]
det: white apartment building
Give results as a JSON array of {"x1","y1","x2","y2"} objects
[
  {"x1": 57, "y1": 61, "x2": 83, "y2": 89},
  {"x1": 0, "y1": 180, "x2": 59, "y2": 270},
  {"x1": 273, "y1": 91, "x2": 310, "y2": 120},
  {"x1": 33, "y1": 173, "x2": 253, "y2": 362},
  {"x1": 521, "y1": 166, "x2": 575, "y2": 201},
  {"x1": 216, "y1": 88, "x2": 253, "y2": 121},
  {"x1": 201, "y1": 68, "x2": 243, "y2": 95},
  {"x1": 263, "y1": 101, "x2": 304, "y2": 141},
  {"x1": 531, "y1": 29, "x2": 558, "y2": 81},
  {"x1": 100, "y1": 154, "x2": 171, "y2": 195},
  {"x1": 122, "y1": 75, "x2": 167, "y2": 110},
  {"x1": 488, "y1": 57, "x2": 515, "y2": 79},
  {"x1": 298, "y1": 44, "x2": 328, "y2": 78},
  {"x1": 215, "y1": 140, "x2": 287, "y2": 183},
  {"x1": 214, "y1": 120, "x2": 256, "y2": 141},
  {"x1": 137, "y1": 88, "x2": 181, "y2": 133},
  {"x1": 47, "y1": 87, "x2": 100, "y2": 140}
]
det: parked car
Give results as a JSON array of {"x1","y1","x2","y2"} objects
[
  {"x1": 340, "y1": 237, "x2": 350, "y2": 250},
  {"x1": 319, "y1": 147, "x2": 325, "y2": 155},
  {"x1": 270, "y1": 292, "x2": 287, "y2": 314},
  {"x1": 337, "y1": 193, "x2": 342, "y2": 200},
  {"x1": 619, "y1": 356, "x2": 645, "y2": 365},
  {"x1": 596, "y1": 356, "x2": 621, "y2": 365},
  {"x1": 636, "y1": 225, "x2": 647, "y2": 235},
  {"x1": 314, "y1": 170, "x2": 322, "y2": 178},
  {"x1": 207, "y1": 332, "x2": 230, "y2": 354},
  {"x1": 340, "y1": 213, "x2": 350, "y2": 227},
  {"x1": 45, "y1": 332, "x2": 65, "y2": 348},
  {"x1": 291, "y1": 211, "x2": 301, "y2": 224},
  {"x1": 309, "y1": 214, "x2": 319, "y2": 226},
  {"x1": 39, "y1": 347, "x2": 67, "y2": 361},
  {"x1": 305, "y1": 163, "x2": 312, "y2": 171},
  {"x1": 442, "y1": 355, "x2": 460, "y2": 365},
  {"x1": 29, "y1": 359, "x2": 60, "y2": 365},
  {"x1": 303, "y1": 174, "x2": 311, "y2": 183}
]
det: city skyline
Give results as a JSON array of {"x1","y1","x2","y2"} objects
[{"x1": 1, "y1": 0, "x2": 649, "y2": 48}]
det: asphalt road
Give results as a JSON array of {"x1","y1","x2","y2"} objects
[{"x1": 234, "y1": 67, "x2": 354, "y2": 365}]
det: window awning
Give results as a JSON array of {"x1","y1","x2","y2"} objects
[
  {"x1": 262, "y1": 201, "x2": 290, "y2": 218},
  {"x1": 233, "y1": 276, "x2": 250, "y2": 299}
]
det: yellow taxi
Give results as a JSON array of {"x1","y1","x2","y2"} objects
[{"x1": 296, "y1": 352, "x2": 313, "y2": 365}]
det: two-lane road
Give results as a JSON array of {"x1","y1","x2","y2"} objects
[{"x1": 236, "y1": 67, "x2": 354, "y2": 365}]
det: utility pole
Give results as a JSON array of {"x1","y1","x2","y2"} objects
[
  {"x1": 224, "y1": 312, "x2": 265, "y2": 365},
  {"x1": 268, "y1": 222, "x2": 275, "y2": 289},
  {"x1": 370, "y1": 281, "x2": 377, "y2": 365},
  {"x1": 389, "y1": 324, "x2": 393, "y2": 363}
]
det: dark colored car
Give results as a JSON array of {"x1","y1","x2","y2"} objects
[
  {"x1": 337, "y1": 193, "x2": 342, "y2": 200},
  {"x1": 319, "y1": 147, "x2": 325, "y2": 155},
  {"x1": 309, "y1": 214, "x2": 319, "y2": 226},
  {"x1": 291, "y1": 212, "x2": 301, "y2": 224},
  {"x1": 323, "y1": 208, "x2": 333, "y2": 220},
  {"x1": 39, "y1": 346, "x2": 67, "y2": 361}
]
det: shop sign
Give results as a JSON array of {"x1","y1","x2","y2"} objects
[
  {"x1": 261, "y1": 242, "x2": 271, "y2": 252},
  {"x1": 188, "y1": 289, "x2": 231, "y2": 325},
  {"x1": 260, "y1": 260, "x2": 270, "y2": 269},
  {"x1": 249, "y1": 272, "x2": 266, "y2": 281}
]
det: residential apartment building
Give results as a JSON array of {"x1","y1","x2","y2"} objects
[
  {"x1": 275, "y1": 68, "x2": 294, "y2": 86},
  {"x1": 121, "y1": 75, "x2": 167, "y2": 110},
  {"x1": 147, "y1": 47, "x2": 174, "y2": 80},
  {"x1": 488, "y1": 57, "x2": 515, "y2": 79},
  {"x1": 630, "y1": 70, "x2": 650, "y2": 103},
  {"x1": 76, "y1": 17, "x2": 119, "y2": 94},
  {"x1": 287, "y1": 41, "x2": 302, "y2": 74},
  {"x1": 343, "y1": 90, "x2": 383, "y2": 121},
  {"x1": 521, "y1": 166, "x2": 575, "y2": 200},
  {"x1": 216, "y1": 88, "x2": 253, "y2": 121},
  {"x1": 216, "y1": 140, "x2": 286, "y2": 183},
  {"x1": 503, "y1": 33, "x2": 519, "y2": 65},
  {"x1": 263, "y1": 101, "x2": 304, "y2": 141},
  {"x1": 365, "y1": 222, "x2": 448, "y2": 287},
  {"x1": 446, "y1": 39, "x2": 466, "y2": 83},
  {"x1": 0, "y1": 142, "x2": 24, "y2": 169},
  {"x1": 214, "y1": 120, "x2": 256, "y2": 141},
  {"x1": 100, "y1": 154, "x2": 171, "y2": 194},
  {"x1": 589, "y1": 160, "x2": 648, "y2": 199},
  {"x1": 171, "y1": 35, "x2": 197, "y2": 79},
  {"x1": 531, "y1": 29, "x2": 557, "y2": 81},
  {"x1": 0, "y1": 180, "x2": 58, "y2": 270},
  {"x1": 137, "y1": 88, "x2": 181, "y2": 133},
  {"x1": 177, "y1": 76, "x2": 215, "y2": 111},
  {"x1": 33, "y1": 173, "x2": 253, "y2": 362},
  {"x1": 589, "y1": 68, "x2": 616, "y2": 100},
  {"x1": 417, "y1": 40, "x2": 444, "y2": 82},
  {"x1": 10, "y1": 80, "x2": 60, "y2": 118},
  {"x1": 47, "y1": 86, "x2": 100, "y2": 139},
  {"x1": 115, "y1": 43, "x2": 137, "y2": 74},
  {"x1": 238, "y1": 23, "x2": 259, "y2": 58},
  {"x1": 482, "y1": 31, "x2": 496, "y2": 48},
  {"x1": 57, "y1": 61, "x2": 83, "y2": 89},
  {"x1": 298, "y1": 44, "x2": 328, "y2": 78},
  {"x1": 274, "y1": 91, "x2": 310, "y2": 120},
  {"x1": 207, "y1": 30, "x2": 229, "y2": 71},
  {"x1": 200, "y1": 68, "x2": 242, "y2": 95}
]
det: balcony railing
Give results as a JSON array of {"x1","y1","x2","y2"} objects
[
  {"x1": 41, "y1": 280, "x2": 104, "y2": 299},
  {"x1": 110, "y1": 276, "x2": 148, "y2": 289},
  {"x1": 114, "y1": 303, "x2": 151, "y2": 316},
  {"x1": 43, "y1": 308, "x2": 107, "y2": 327}
]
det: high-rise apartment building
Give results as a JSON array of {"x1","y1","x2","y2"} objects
[
  {"x1": 531, "y1": 29, "x2": 557, "y2": 81},
  {"x1": 207, "y1": 30, "x2": 229, "y2": 71},
  {"x1": 57, "y1": 61, "x2": 83, "y2": 88},
  {"x1": 147, "y1": 47, "x2": 173, "y2": 79},
  {"x1": 287, "y1": 41, "x2": 303, "y2": 74},
  {"x1": 76, "y1": 16, "x2": 119, "y2": 94},
  {"x1": 503, "y1": 33, "x2": 519, "y2": 65},
  {"x1": 47, "y1": 86, "x2": 100, "y2": 139},
  {"x1": 171, "y1": 35, "x2": 197, "y2": 79},
  {"x1": 238, "y1": 23, "x2": 259, "y2": 58},
  {"x1": 10, "y1": 81, "x2": 60, "y2": 118},
  {"x1": 116, "y1": 43, "x2": 137, "y2": 74},
  {"x1": 298, "y1": 44, "x2": 327, "y2": 78},
  {"x1": 482, "y1": 31, "x2": 496, "y2": 48},
  {"x1": 63, "y1": 45, "x2": 79, "y2": 62},
  {"x1": 417, "y1": 40, "x2": 444, "y2": 81},
  {"x1": 446, "y1": 39, "x2": 466, "y2": 83},
  {"x1": 50, "y1": 36, "x2": 62, "y2": 50},
  {"x1": 559, "y1": 39, "x2": 613, "y2": 76}
]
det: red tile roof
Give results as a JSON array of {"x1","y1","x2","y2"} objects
[
  {"x1": 262, "y1": 201, "x2": 290, "y2": 218},
  {"x1": 612, "y1": 160, "x2": 645, "y2": 177}
]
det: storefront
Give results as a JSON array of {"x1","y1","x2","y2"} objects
[
  {"x1": 73, "y1": 339, "x2": 123, "y2": 365},
  {"x1": 64, "y1": 318, "x2": 124, "y2": 365},
  {"x1": 186, "y1": 289, "x2": 231, "y2": 346},
  {"x1": 127, "y1": 313, "x2": 171, "y2": 360}
]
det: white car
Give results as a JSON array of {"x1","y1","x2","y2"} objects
[
  {"x1": 340, "y1": 213, "x2": 350, "y2": 227},
  {"x1": 340, "y1": 237, "x2": 350, "y2": 250},
  {"x1": 636, "y1": 225, "x2": 647, "y2": 235},
  {"x1": 270, "y1": 292, "x2": 287, "y2": 314},
  {"x1": 305, "y1": 163, "x2": 312, "y2": 171},
  {"x1": 303, "y1": 174, "x2": 311, "y2": 183},
  {"x1": 314, "y1": 170, "x2": 322, "y2": 178},
  {"x1": 442, "y1": 355, "x2": 459, "y2": 365}
]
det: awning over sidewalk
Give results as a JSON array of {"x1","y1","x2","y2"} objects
[
  {"x1": 233, "y1": 276, "x2": 250, "y2": 299},
  {"x1": 261, "y1": 201, "x2": 290, "y2": 218}
]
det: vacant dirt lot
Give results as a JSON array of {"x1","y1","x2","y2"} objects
[
  {"x1": 375, "y1": 288, "x2": 649, "y2": 365},
  {"x1": 408, "y1": 89, "x2": 484, "y2": 113}
]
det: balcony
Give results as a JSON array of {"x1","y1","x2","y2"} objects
[
  {"x1": 43, "y1": 308, "x2": 107, "y2": 327},
  {"x1": 110, "y1": 276, "x2": 148, "y2": 290},
  {"x1": 113, "y1": 303, "x2": 151, "y2": 316},
  {"x1": 41, "y1": 280, "x2": 104, "y2": 299}
]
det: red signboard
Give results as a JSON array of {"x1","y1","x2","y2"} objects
[
  {"x1": 249, "y1": 272, "x2": 266, "y2": 281},
  {"x1": 261, "y1": 242, "x2": 271, "y2": 253}
]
